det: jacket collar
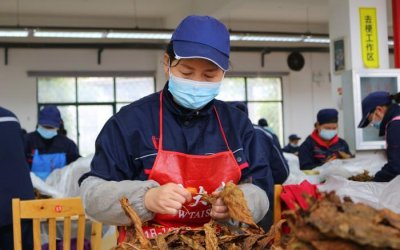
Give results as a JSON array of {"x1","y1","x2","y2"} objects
[
  {"x1": 379, "y1": 104, "x2": 400, "y2": 136},
  {"x1": 310, "y1": 129, "x2": 339, "y2": 148},
  {"x1": 162, "y1": 82, "x2": 215, "y2": 119}
]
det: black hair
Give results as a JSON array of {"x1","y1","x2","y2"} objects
[
  {"x1": 390, "y1": 92, "x2": 400, "y2": 104},
  {"x1": 165, "y1": 42, "x2": 180, "y2": 67}
]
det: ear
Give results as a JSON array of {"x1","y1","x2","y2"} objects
[{"x1": 163, "y1": 53, "x2": 170, "y2": 77}]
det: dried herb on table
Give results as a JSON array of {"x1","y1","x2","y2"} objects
[{"x1": 114, "y1": 182, "x2": 284, "y2": 249}]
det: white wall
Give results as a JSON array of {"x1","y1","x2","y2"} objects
[{"x1": 0, "y1": 48, "x2": 334, "y2": 145}]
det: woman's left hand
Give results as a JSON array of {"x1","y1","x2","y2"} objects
[{"x1": 210, "y1": 196, "x2": 230, "y2": 221}]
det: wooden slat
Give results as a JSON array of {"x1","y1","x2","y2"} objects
[
  {"x1": 33, "y1": 218, "x2": 42, "y2": 250},
  {"x1": 273, "y1": 184, "x2": 283, "y2": 242},
  {"x1": 12, "y1": 199, "x2": 22, "y2": 250},
  {"x1": 76, "y1": 215, "x2": 86, "y2": 250},
  {"x1": 48, "y1": 218, "x2": 57, "y2": 250},
  {"x1": 63, "y1": 216, "x2": 72, "y2": 250},
  {"x1": 273, "y1": 184, "x2": 283, "y2": 224},
  {"x1": 90, "y1": 221, "x2": 103, "y2": 250},
  {"x1": 19, "y1": 197, "x2": 84, "y2": 219}
]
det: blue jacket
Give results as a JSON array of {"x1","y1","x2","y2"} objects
[
  {"x1": 0, "y1": 107, "x2": 34, "y2": 226},
  {"x1": 79, "y1": 84, "x2": 272, "y2": 194},
  {"x1": 374, "y1": 104, "x2": 400, "y2": 182},
  {"x1": 24, "y1": 131, "x2": 80, "y2": 168},
  {"x1": 282, "y1": 144, "x2": 300, "y2": 154},
  {"x1": 253, "y1": 126, "x2": 289, "y2": 201},
  {"x1": 299, "y1": 130, "x2": 351, "y2": 170}
]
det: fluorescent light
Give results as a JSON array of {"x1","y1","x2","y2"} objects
[
  {"x1": 303, "y1": 37, "x2": 330, "y2": 44},
  {"x1": 0, "y1": 29, "x2": 29, "y2": 37},
  {"x1": 34, "y1": 30, "x2": 104, "y2": 39},
  {"x1": 232, "y1": 34, "x2": 302, "y2": 42},
  {"x1": 106, "y1": 31, "x2": 171, "y2": 39}
]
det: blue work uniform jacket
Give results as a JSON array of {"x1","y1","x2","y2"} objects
[
  {"x1": 374, "y1": 104, "x2": 400, "y2": 182},
  {"x1": 282, "y1": 144, "x2": 300, "y2": 155},
  {"x1": 79, "y1": 84, "x2": 272, "y2": 194},
  {"x1": 24, "y1": 131, "x2": 80, "y2": 179},
  {"x1": 0, "y1": 107, "x2": 34, "y2": 227},
  {"x1": 299, "y1": 130, "x2": 351, "y2": 170},
  {"x1": 253, "y1": 126, "x2": 289, "y2": 201}
]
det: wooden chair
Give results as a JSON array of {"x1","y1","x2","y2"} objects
[
  {"x1": 273, "y1": 184, "x2": 283, "y2": 224},
  {"x1": 12, "y1": 197, "x2": 102, "y2": 250},
  {"x1": 273, "y1": 184, "x2": 283, "y2": 242}
]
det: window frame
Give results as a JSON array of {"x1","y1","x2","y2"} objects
[{"x1": 36, "y1": 72, "x2": 156, "y2": 153}]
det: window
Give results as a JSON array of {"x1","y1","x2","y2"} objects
[
  {"x1": 38, "y1": 76, "x2": 155, "y2": 156},
  {"x1": 217, "y1": 76, "x2": 284, "y2": 143}
]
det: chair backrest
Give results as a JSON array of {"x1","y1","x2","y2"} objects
[
  {"x1": 273, "y1": 184, "x2": 283, "y2": 242},
  {"x1": 12, "y1": 197, "x2": 102, "y2": 250}
]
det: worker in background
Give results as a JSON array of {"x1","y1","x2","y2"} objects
[
  {"x1": 299, "y1": 108, "x2": 352, "y2": 170},
  {"x1": 231, "y1": 102, "x2": 289, "y2": 199},
  {"x1": 231, "y1": 102, "x2": 289, "y2": 231},
  {"x1": 358, "y1": 91, "x2": 400, "y2": 182},
  {"x1": 282, "y1": 134, "x2": 301, "y2": 155},
  {"x1": 79, "y1": 15, "x2": 269, "y2": 240},
  {"x1": 24, "y1": 105, "x2": 80, "y2": 181},
  {"x1": 0, "y1": 107, "x2": 34, "y2": 250}
]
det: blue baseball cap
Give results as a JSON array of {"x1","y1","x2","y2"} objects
[
  {"x1": 317, "y1": 108, "x2": 338, "y2": 125},
  {"x1": 38, "y1": 105, "x2": 61, "y2": 128},
  {"x1": 358, "y1": 91, "x2": 391, "y2": 128},
  {"x1": 289, "y1": 134, "x2": 301, "y2": 141},
  {"x1": 171, "y1": 15, "x2": 230, "y2": 71}
]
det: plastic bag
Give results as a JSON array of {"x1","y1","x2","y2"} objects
[
  {"x1": 46, "y1": 154, "x2": 94, "y2": 197},
  {"x1": 283, "y1": 153, "x2": 321, "y2": 184},
  {"x1": 31, "y1": 154, "x2": 94, "y2": 198},
  {"x1": 318, "y1": 175, "x2": 400, "y2": 213},
  {"x1": 316, "y1": 152, "x2": 386, "y2": 180}
]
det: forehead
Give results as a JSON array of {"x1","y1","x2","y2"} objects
[
  {"x1": 177, "y1": 58, "x2": 220, "y2": 70},
  {"x1": 320, "y1": 123, "x2": 338, "y2": 128}
]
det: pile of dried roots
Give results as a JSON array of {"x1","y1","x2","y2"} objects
[
  {"x1": 114, "y1": 182, "x2": 284, "y2": 250},
  {"x1": 282, "y1": 192, "x2": 400, "y2": 250}
]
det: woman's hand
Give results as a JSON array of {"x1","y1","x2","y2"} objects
[
  {"x1": 144, "y1": 183, "x2": 192, "y2": 215},
  {"x1": 210, "y1": 192, "x2": 230, "y2": 221}
]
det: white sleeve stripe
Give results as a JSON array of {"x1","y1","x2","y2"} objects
[{"x1": 0, "y1": 116, "x2": 19, "y2": 123}]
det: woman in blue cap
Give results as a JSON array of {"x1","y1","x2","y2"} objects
[
  {"x1": 298, "y1": 108, "x2": 352, "y2": 170},
  {"x1": 358, "y1": 91, "x2": 400, "y2": 182},
  {"x1": 79, "y1": 15, "x2": 269, "y2": 240},
  {"x1": 24, "y1": 105, "x2": 80, "y2": 181}
]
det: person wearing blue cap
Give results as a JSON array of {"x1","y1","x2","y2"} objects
[
  {"x1": 79, "y1": 15, "x2": 269, "y2": 239},
  {"x1": 358, "y1": 91, "x2": 400, "y2": 182},
  {"x1": 282, "y1": 134, "x2": 301, "y2": 155},
  {"x1": 0, "y1": 107, "x2": 34, "y2": 250},
  {"x1": 229, "y1": 101, "x2": 288, "y2": 230},
  {"x1": 24, "y1": 105, "x2": 80, "y2": 181},
  {"x1": 298, "y1": 108, "x2": 352, "y2": 170}
]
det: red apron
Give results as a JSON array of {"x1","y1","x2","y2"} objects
[{"x1": 118, "y1": 92, "x2": 242, "y2": 241}]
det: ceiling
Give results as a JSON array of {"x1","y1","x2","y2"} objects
[{"x1": 0, "y1": 0, "x2": 393, "y2": 34}]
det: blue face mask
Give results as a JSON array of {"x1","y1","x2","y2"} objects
[
  {"x1": 371, "y1": 120, "x2": 382, "y2": 130},
  {"x1": 319, "y1": 129, "x2": 337, "y2": 141},
  {"x1": 37, "y1": 126, "x2": 58, "y2": 139},
  {"x1": 168, "y1": 73, "x2": 222, "y2": 110}
]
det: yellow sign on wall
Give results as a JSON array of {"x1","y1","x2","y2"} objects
[{"x1": 359, "y1": 8, "x2": 379, "y2": 68}]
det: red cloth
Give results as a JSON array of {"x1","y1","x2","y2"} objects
[{"x1": 280, "y1": 180, "x2": 320, "y2": 211}]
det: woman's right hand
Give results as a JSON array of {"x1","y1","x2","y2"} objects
[{"x1": 144, "y1": 183, "x2": 192, "y2": 215}]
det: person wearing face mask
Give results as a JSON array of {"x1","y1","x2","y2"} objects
[
  {"x1": 358, "y1": 91, "x2": 400, "y2": 182},
  {"x1": 79, "y1": 15, "x2": 270, "y2": 241},
  {"x1": 298, "y1": 108, "x2": 352, "y2": 170},
  {"x1": 24, "y1": 105, "x2": 80, "y2": 181},
  {"x1": 283, "y1": 134, "x2": 301, "y2": 155}
]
